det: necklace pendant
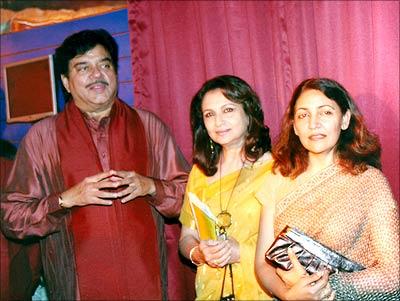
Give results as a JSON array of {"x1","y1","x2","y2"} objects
[{"x1": 217, "y1": 210, "x2": 232, "y2": 231}]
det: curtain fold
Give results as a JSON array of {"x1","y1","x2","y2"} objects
[{"x1": 128, "y1": 0, "x2": 399, "y2": 197}]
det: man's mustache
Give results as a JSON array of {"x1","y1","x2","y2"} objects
[{"x1": 86, "y1": 80, "x2": 108, "y2": 88}]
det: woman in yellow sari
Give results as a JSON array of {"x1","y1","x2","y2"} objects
[{"x1": 179, "y1": 75, "x2": 273, "y2": 300}]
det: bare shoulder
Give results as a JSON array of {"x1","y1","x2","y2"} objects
[
  {"x1": 258, "y1": 151, "x2": 273, "y2": 164},
  {"x1": 247, "y1": 151, "x2": 273, "y2": 168}
]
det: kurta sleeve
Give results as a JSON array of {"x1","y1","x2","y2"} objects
[
  {"x1": 1, "y1": 118, "x2": 68, "y2": 240},
  {"x1": 329, "y1": 170, "x2": 399, "y2": 300},
  {"x1": 137, "y1": 109, "x2": 190, "y2": 218}
]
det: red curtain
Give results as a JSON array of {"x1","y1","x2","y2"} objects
[{"x1": 128, "y1": 0, "x2": 399, "y2": 196}]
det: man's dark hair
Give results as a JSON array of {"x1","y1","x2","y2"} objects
[
  {"x1": 53, "y1": 29, "x2": 119, "y2": 100},
  {"x1": 54, "y1": 28, "x2": 119, "y2": 78}
]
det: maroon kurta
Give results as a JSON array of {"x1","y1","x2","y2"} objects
[
  {"x1": 1, "y1": 99, "x2": 193, "y2": 300},
  {"x1": 1, "y1": 157, "x2": 42, "y2": 301}
]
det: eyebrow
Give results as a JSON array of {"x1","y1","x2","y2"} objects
[
  {"x1": 202, "y1": 103, "x2": 238, "y2": 113},
  {"x1": 295, "y1": 104, "x2": 336, "y2": 111},
  {"x1": 72, "y1": 61, "x2": 87, "y2": 69},
  {"x1": 72, "y1": 57, "x2": 112, "y2": 69},
  {"x1": 99, "y1": 57, "x2": 112, "y2": 64}
]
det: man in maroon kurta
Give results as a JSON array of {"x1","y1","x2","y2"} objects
[{"x1": 1, "y1": 29, "x2": 192, "y2": 300}]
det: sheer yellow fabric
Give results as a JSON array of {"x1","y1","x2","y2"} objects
[{"x1": 180, "y1": 158, "x2": 273, "y2": 300}]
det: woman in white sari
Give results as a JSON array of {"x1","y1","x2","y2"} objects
[{"x1": 255, "y1": 78, "x2": 399, "y2": 300}]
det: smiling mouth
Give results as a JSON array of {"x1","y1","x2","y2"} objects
[
  {"x1": 216, "y1": 129, "x2": 230, "y2": 136},
  {"x1": 309, "y1": 134, "x2": 326, "y2": 140}
]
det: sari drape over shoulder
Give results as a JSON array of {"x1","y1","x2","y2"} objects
[
  {"x1": 180, "y1": 157, "x2": 274, "y2": 300},
  {"x1": 258, "y1": 164, "x2": 399, "y2": 300}
]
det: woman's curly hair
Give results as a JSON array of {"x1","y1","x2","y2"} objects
[{"x1": 273, "y1": 78, "x2": 381, "y2": 178}]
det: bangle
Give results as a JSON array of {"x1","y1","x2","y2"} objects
[
  {"x1": 58, "y1": 195, "x2": 66, "y2": 208},
  {"x1": 189, "y1": 245, "x2": 202, "y2": 266}
]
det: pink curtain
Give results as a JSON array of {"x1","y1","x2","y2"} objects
[
  {"x1": 128, "y1": 1, "x2": 398, "y2": 299},
  {"x1": 128, "y1": 0, "x2": 399, "y2": 194},
  {"x1": 128, "y1": 0, "x2": 399, "y2": 299},
  {"x1": 128, "y1": 0, "x2": 399, "y2": 200}
]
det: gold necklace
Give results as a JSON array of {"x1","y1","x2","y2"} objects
[{"x1": 217, "y1": 159, "x2": 245, "y2": 235}]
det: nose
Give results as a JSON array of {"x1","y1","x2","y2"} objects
[
  {"x1": 308, "y1": 113, "x2": 321, "y2": 129},
  {"x1": 214, "y1": 113, "x2": 224, "y2": 127},
  {"x1": 89, "y1": 65, "x2": 102, "y2": 79}
]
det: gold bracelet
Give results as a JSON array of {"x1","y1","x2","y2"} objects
[{"x1": 189, "y1": 245, "x2": 202, "y2": 266}]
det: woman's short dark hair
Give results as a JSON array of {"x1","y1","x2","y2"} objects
[
  {"x1": 273, "y1": 77, "x2": 381, "y2": 177},
  {"x1": 190, "y1": 74, "x2": 271, "y2": 176},
  {"x1": 54, "y1": 29, "x2": 118, "y2": 98}
]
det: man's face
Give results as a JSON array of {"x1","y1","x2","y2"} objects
[{"x1": 61, "y1": 44, "x2": 117, "y2": 113}]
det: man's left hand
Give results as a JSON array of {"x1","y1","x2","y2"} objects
[{"x1": 110, "y1": 170, "x2": 156, "y2": 203}]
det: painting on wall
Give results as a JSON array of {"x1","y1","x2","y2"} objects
[{"x1": 3, "y1": 55, "x2": 57, "y2": 123}]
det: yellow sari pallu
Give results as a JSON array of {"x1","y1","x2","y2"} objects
[{"x1": 180, "y1": 157, "x2": 273, "y2": 300}]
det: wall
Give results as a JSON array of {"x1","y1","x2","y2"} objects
[{"x1": 0, "y1": 9, "x2": 133, "y2": 146}]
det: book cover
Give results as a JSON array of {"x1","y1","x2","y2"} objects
[{"x1": 188, "y1": 192, "x2": 218, "y2": 240}]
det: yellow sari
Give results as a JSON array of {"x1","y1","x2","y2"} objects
[{"x1": 180, "y1": 156, "x2": 273, "y2": 300}]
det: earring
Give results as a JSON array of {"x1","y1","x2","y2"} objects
[{"x1": 209, "y1": 139, "x2": 215, "y2": 156}]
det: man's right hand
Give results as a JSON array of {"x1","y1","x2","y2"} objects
[{"x1": 59, "y1": 170, "x2": 123, "y2": 208}]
